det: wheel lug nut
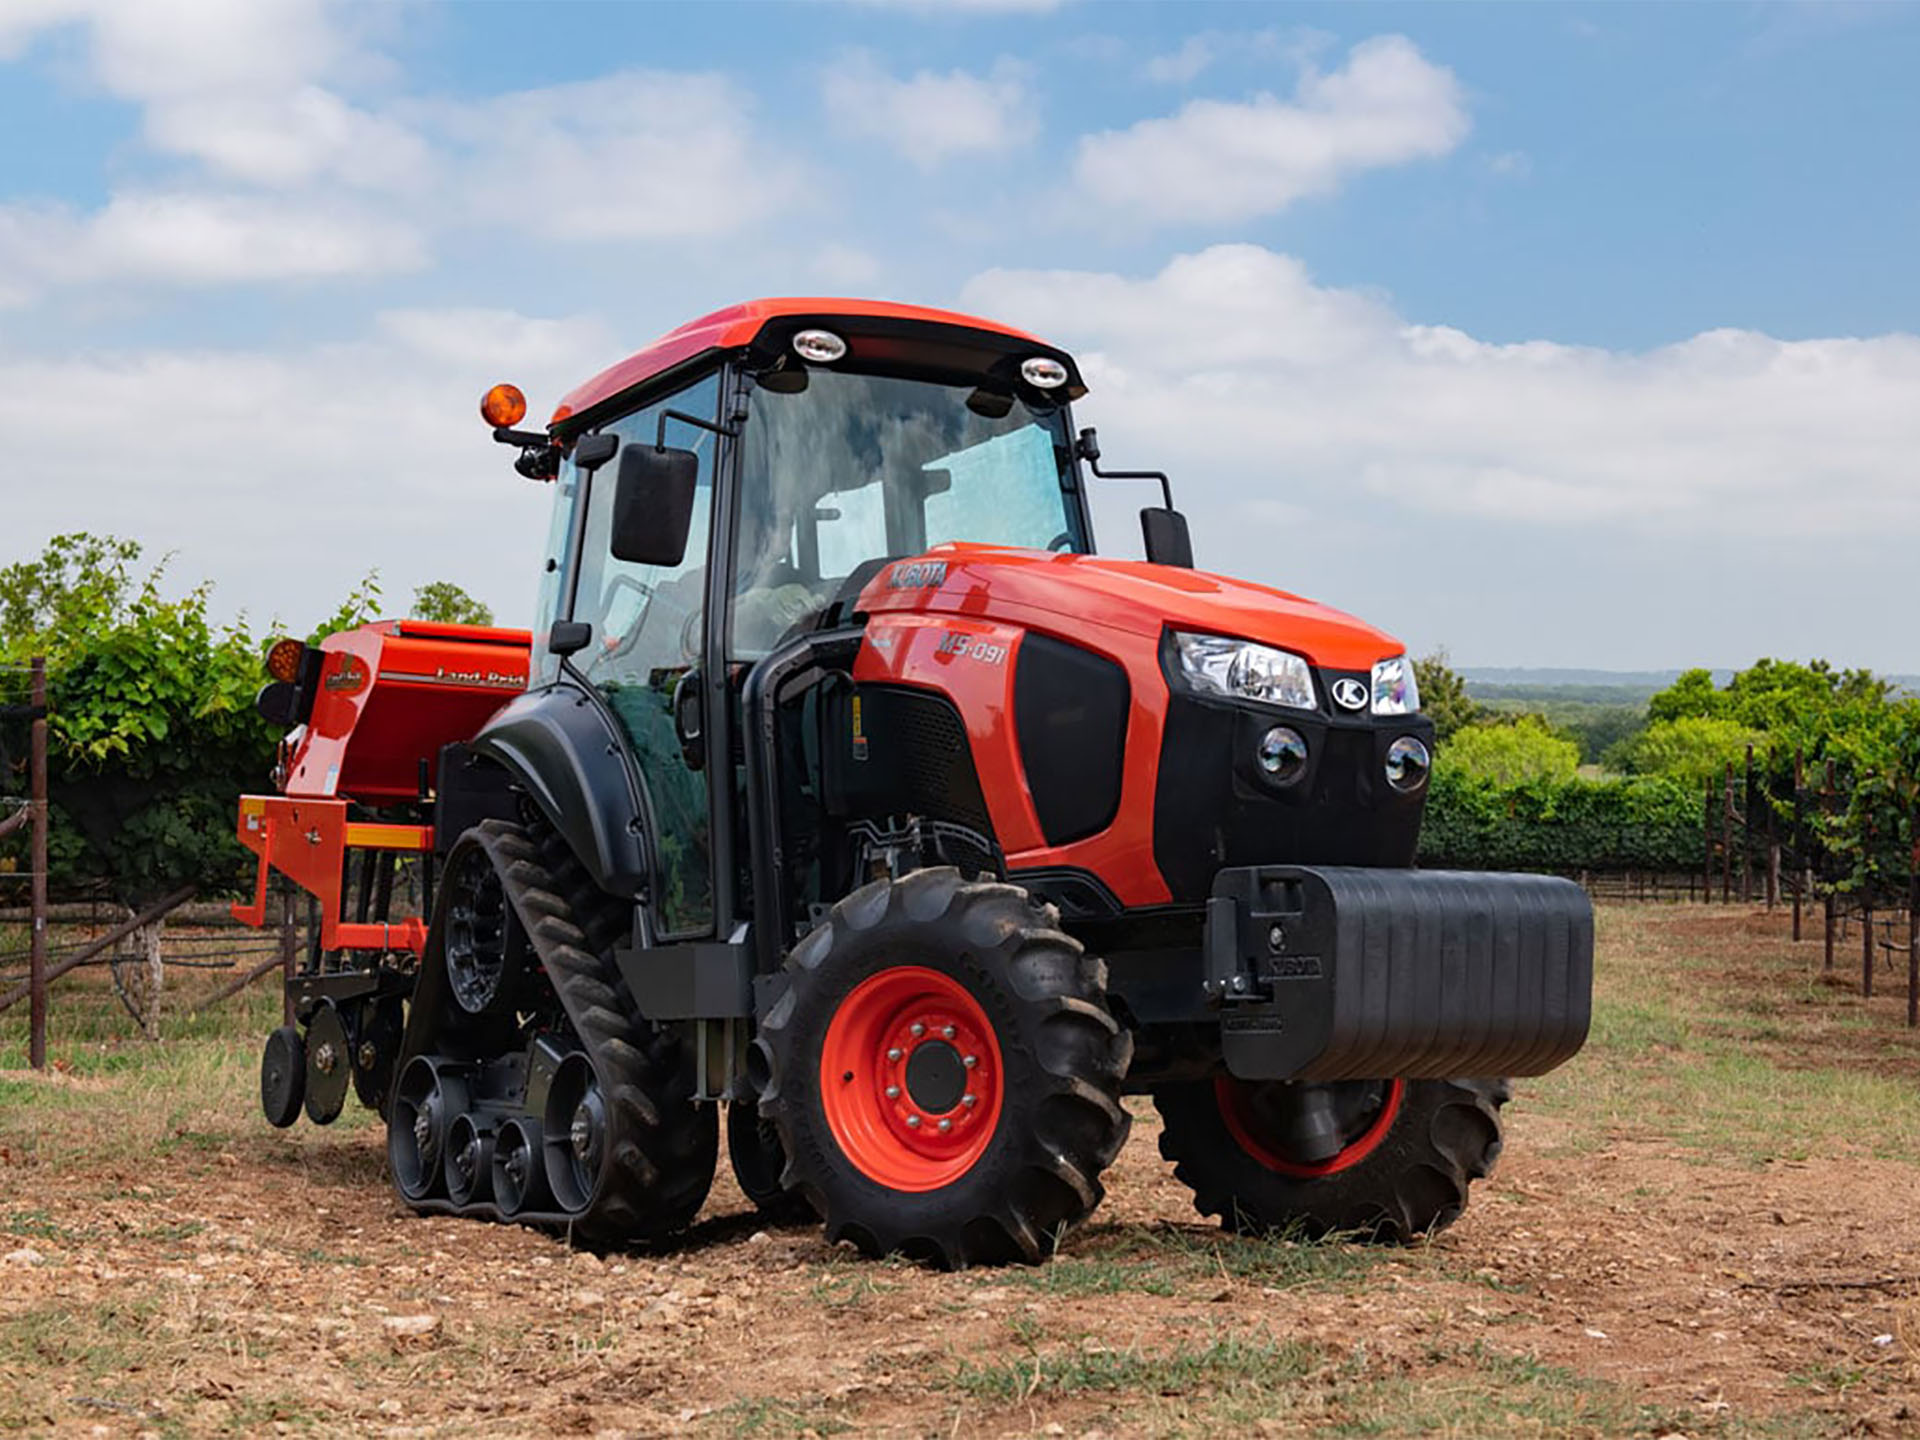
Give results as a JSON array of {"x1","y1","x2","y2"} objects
[
  {"x1": 962, "y1": 1054, "x2": 977, "y2": 1068},
  {"x1": 909, "y1": 1023, "x2": 925, "y2": 1038},
  {"x1": 885, "y1": 1085, "x2": 900, "y2": 1099},
  {"x1": 937, "y1": 1118, "x2": 952, "y2": 1133},
  {"x1": 941, "y1": 1025, "x2": 955, "y2": 1039},
  {"x1": 906, "y1": 1114, "x2": 922, "y2": 1129},
  {"x1": 886, "y1": 1047, "x2": 902, "y2": 1062},
  {"x1": 962, "y1": 1093, "x2": 976, "y2": 1108}
]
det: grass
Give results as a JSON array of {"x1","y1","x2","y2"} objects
[
  {"x1": 0, "y1": 904, "x2": 1909, "y2": 1438},
  {"x1": 937, "y1": 1329, "x2": 1847, "y2": 1438},
  {"x1": 1522, "y1": 905, "x2": 1920, "y2": 1167}
]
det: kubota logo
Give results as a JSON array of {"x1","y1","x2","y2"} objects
[{"x1": 1331, "y1": 677, "x2": 1368, "y2": 711}]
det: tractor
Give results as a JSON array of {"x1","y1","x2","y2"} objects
[{"x1": 237, "y1": 297, "x2": 1592, "y2": 1267}]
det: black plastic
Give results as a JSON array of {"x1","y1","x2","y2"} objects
[
  {"x1": 547, "y1": 619, "x2": 591, "y2": 656},
  {"x1": 1151, "y1": 694, "x2": 1431, "y2": 903},
  {"x1": 1206, "y1": 866, "x2": 1593, "y2": 1082},
  {"x1": 1140, "y1": 507, "x2": 1194, "y2": 569},
  {"x1": 610, "y1": 443, "x2": 699, "y2": 566},
  {"x1": 468, "y1": 684, "x2": 650, "y2": 898},
  {"x1": 1014, "y1": 634, "x2": 1129, "y2": 845},
  {"x1": 614, "y1": 940, "x2": 754, "y2": 1019},
  {"x1": 572, "y1": 432, "x2": 619, "y2": 470}
]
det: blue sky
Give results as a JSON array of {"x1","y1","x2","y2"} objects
[{"x1": 3, "y1": 0, "x2": 1917, "y2": 670}]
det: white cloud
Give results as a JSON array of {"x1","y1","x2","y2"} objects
[
  {"x1": 429, "y1": 71, "x2": 793, "y2": 241},
  {"x1": 0, "y1": 191, "x2": 427, "y2": 292},
  {"x1": 0, "y1": 6, "x2": 797, "y2": 301},
  {"x1": 0, "y1": 308, "x2": 620, "y2": 630},
  {"x1": 964, "y1": 244, "x2": 1920, "y2": 537},
  {"x1": 823, "y1": 51, "x2": 1034, "y2": 168},
  {"x1": 1144, "y1": 36, "x2": 1217, "y2": 85},
  {"x1": 1075, "y1": 35, "x2": 1469, "y2": 225},
  {"x1": 809, "y1": 242, "x2": 885, "y2": 289},
  {"x1": 961, "y1": 246, "x2": 1920, "y2": 661},
  {"x1": 145, "y1": 87, "x2": 431, "y2": 190}
]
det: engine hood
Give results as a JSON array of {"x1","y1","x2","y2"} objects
[{"x1": 857, "y1": 544, "x2": 1405, "y2": 672}]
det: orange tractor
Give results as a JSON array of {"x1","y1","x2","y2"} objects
[{"x1": 237, "y1": 298, "x2": 1591, "y2": 1265}]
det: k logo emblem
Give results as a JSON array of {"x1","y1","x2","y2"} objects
[{"x1": 1331, "y1": 677, "x2": 1368, "y2": 712}]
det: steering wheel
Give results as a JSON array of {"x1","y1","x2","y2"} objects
[{"x1": 1047, "y1": 531, "x2": 1075, "y2": 553}]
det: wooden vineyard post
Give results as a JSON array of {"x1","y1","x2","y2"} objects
[
  {"x1": 1703, "y1": 777, "x2": 1715, "y2": 905},
  {"x1": 1791, "y1": 749, "x2": 1804, "y2": 940},
  {"x1": 1909, "y1": 820, "x2": 1919, "y2": 1029},
  {"x1": 1862, "y1": 808, "x2": 1876, "y2": 1000},
  {"x1": 1728, "y1": 768, "x2": 1743, "y2": 902},
  {"x1": 1741, "y1": 745, "x2": 1755, "y2": 905},
  {"x1": 28, "y1": 657, "x2": 48, "y2": 1071}
]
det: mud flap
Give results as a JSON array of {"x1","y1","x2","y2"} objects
[{"x1": 1207, "y1": 867, "x2": 1592, "y2": 1082}]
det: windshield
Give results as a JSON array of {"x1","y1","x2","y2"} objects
[{"x1": 733, "y1": 368, "x2": 1083, "y2": 656}]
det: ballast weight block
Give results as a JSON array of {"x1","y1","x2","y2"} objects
[{"x1": 1207, "y1": 866, "x2": 1592, "y2": 1082}]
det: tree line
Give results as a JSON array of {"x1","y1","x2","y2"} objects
[
  {"x1": 0, "y1": 533, "x2": 491, "y2": 899},
  {"x1": 1416, "y1": 653, "x2": 1919, "y2": 896}
]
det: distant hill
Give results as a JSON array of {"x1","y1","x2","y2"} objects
[{"x1": 1459, "y1": 667, "x2": 1920, "y2": 704}]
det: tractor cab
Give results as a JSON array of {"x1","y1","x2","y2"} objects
[{"x1": 484, "y1": 301, "x2": 1157, "y2": 943}]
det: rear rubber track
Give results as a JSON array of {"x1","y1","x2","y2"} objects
[{"x1": 397, "y1": 817, "x2": 714, "y2": 1244}]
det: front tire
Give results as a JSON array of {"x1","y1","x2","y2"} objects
[
  {"x1": 1154, "y1": 1076, "x2": 1510, "y2": 1241},
  {"x1": 756, "y1": 868, "x2": 1132, "y2": 1268}
]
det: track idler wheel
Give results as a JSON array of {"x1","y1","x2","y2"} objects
[
  {"x1": 1153, "y1": 1076, "x2": 1511, "y2": 1242},
  {"x1": 543, "y1": 1052, "x2": 609, "y2": 1217},
  {"x1": 492, "y1": 1117, "x2": 550, "y2": 1218},
  {"x1": 444, "y1": 1113, "x2": 493, "y2": 1207},
  {"x1": 755, "y1": 867, "x2": 1133, "y2": 1268},
  {"x1": 260, "y1": 1024, "x2": 305, "y2": 1129},
  {"x1": 303, "y1": 1000, "x2": 352, "y2": 1125},
  {"x1": 389, "y1": 1056, "x2": 470, "y2": 1204}
]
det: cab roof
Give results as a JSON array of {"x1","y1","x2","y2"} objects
[{"x1": 550, "y1": 297, "x2": 1071, "y2": 429}]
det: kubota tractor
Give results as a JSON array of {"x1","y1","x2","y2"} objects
[{"x1": 237, "y1": 298, "x2": 1591, "y2": 1267}]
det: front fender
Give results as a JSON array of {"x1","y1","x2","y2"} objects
[{"x1": 470, "y1": 682, "x2": 649, "y2": 898}]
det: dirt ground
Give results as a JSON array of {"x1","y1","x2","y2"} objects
[{"x1": 3, "y1": 904, "x2": 1918, "y2": 1437}]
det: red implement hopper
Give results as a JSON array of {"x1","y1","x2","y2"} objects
[{"x1": 232, "y1": 620, "x2": 530, "y2": 957}]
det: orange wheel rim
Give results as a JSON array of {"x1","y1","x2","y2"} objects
[
  {"x1": 1215, "y1": 1077, "x2": 1405, "y2": 1178},
  {"x1": 820, "y1": 966, "x2": 1004, "y2": 1192}
]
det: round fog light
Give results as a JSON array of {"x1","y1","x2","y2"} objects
[
  {"x1": 1257, "y1": 725, "x2": 1308, "y2": 785},
  {"x1": 1385, "y1": 735, "x2": 1430, "y2": 792}
]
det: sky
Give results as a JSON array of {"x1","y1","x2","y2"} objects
[{"x1": 1, "y1": 0, "x2": 1916, "y2": 671}]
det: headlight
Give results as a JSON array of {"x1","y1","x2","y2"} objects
[
  {"x1": 1171, "y1": 632, "x2": 1316, "y2": 709},
  {"x1": 1371, "y1": 654, "x2": 1420, "y2": 715}
]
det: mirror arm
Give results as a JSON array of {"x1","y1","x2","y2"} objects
[
  {"x1": 655, "y1": 408, "x2": 740, "y2": 448},
  {"x1": 1077, "y1": 425, "x2": 1174, "y2": 509},
  {"x1": 1086, "y1": 456, "x2": 1175, "y2": 513}
]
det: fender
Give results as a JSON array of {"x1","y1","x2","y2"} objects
[{"x1": 469, "y1": 681, "x2": 650, "y2": 898}]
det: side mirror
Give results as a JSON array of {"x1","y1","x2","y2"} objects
[
  {"x1": 611, "y1": 444, "x2": 699, "y2": 566},
  {"x1": 1140, "y1": 507, "x2": 1194, "y2": 569},
  {"x1": 573, "y1": 432, "x2": 620, "y2": 471},
  {"x1": 548, "y1": 619, "x2": 592, "y2": 657}
]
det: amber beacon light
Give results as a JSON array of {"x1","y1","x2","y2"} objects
[{"x1": 480, "y1": 383, "x2": 528, "y2": 429}]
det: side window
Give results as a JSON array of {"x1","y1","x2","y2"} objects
[
  {"x1": 570, "y1": 373, "x2": 720, "y2": 937},
  {"x1": 529, "y1": 463, "x2": 582, "y2": 688}
]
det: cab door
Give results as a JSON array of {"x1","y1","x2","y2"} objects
[{"x1": 568, "y1": 373, "x2": 721, "y2": 938}]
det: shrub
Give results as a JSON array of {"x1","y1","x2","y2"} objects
[{"x1": 1439, "y1": 714, "x2": 1580, "y2": 787}]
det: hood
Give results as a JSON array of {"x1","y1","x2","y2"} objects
[{"x1": 857, "y1": 544, "x2": 1405, "y2": 672}]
